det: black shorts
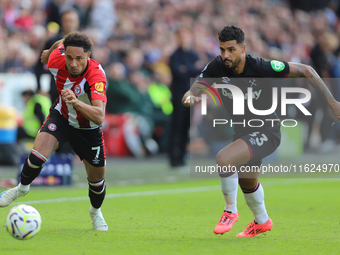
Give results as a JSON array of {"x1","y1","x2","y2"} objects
[
  {"x1": 40, "y1": 109, "x2": 106, "y2": 167},
  {"x1": 234, "y1": 127, "x2": 281, "y2": 168}
]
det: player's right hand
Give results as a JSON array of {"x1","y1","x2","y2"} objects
[
  {"x1": 183, "y1": 95, "x2": 201, "y2": 107},
  {"x1": 40, "y1": 50, "x2": 50, "y2": 64}
]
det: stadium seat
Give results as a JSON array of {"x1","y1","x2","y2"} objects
[{"x1": 103, "y1": 114, "x2": 130, "y2": 157}]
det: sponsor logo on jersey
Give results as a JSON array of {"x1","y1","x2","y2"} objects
[
  {"x1": 270, "y1": 60, "x2": 285, "y2": 72},
  {"x1": 222, "y1": 88, "x2": 262, "y2": 100},
  {"x1": 74, "y1": 85, "x2": 81, "y2": 96},
  {"x1": 222, "y1": 77, "x2": 230, "y2": 83},
  {"x1": 92, "y1": 158, "x2": 100, "y2": 164},
  {"x1": 48, "y1": 123, "x2": 57, "y2": 131},
  {"x1": 208, "y1": 84, "x2": 311, "y2": 118},
  {"x1": 95, "y1": 82, "x2": 104, "y2": 92},
  {"x1": 94, "y1": 90, "x2": 105, "y2": 96}
]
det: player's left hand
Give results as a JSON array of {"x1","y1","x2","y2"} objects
[{"x1": 61, "y1": 89, "x2": 78, "y2": 106}]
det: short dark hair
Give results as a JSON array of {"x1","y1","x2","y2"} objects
[
  {"x1": 218, "y1": 25, "x2": 245, "y2": 44},
  {"x1": 63, "y1": 32, "x2": 93, "y2": 53},
  {"x1": 61, "y1": 8, "x2": 79, "y2": 18},
  {"x1": 22, "y1": 89, "x2": 34, "y2": 97}
]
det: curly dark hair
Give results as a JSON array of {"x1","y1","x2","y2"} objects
[
  {"x1": 63, "y1": 32, "x2": 93, "y2": 52},
  {"x1": 218, "y1": 25, "x2": 245, "y2": 44}
]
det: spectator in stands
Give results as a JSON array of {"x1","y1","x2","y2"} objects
[
  {"x1": 14, "y1": 0, "x2": 35, "y2": 32},
  {"x1": 168, "y1": 26, "x2": 203, "y2": 168},
  {"x1": 73, "y1": 0, "x2": 92, "y2": 29},
  {"x1": 147, "y1": 70, "x2": 173, "y2": 152},
  {"x1": 106, "y1": 63, "x2": 158, "y2": 157},
  {"x1": 87, "y1": 0, "x2": 116, "y2": 46},
  {"x1": 309, "y1": 31, "x2": 339, "y2": 152},
  {"x1": 17, "y1": 89, "x2": 51, "y2": 142},
  {"x1": 106, "y1": 62, "x2": 141, "y2": 114}
]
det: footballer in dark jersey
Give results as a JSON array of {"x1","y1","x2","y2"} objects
[
  {"x1": 183, "y1": 25, "x2": 340, "y2": 237},
  {"x1": 198, "y1": 54, "x2": 289, "y2": 135}
]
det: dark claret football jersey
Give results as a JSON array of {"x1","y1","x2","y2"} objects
[{"x1": 198, "y1": 54, "x2": 290, "y2": 135}]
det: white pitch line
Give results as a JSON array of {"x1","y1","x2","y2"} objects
[{"x1": 12, "y1": 178, "x2": 340, "y2": 206}]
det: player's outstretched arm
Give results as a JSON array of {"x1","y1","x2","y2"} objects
[
  {"x1": 61, "y1": 89, "x2": 105, "y2": 125},
  {"x1": 288, "y1": 62, "x2": 340, "y2": 121},
  {"x1": 40, "y1": 39, "x2": 64, "y2": 64},
  {"x1": 182, "y1": 80, "x2": 210, "y2": 107}
]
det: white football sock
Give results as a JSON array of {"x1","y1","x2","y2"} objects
[
  {"x1": 90, "y1": 206, "x2": 101, "y2": 214},
  {"x1": 18, "y1": 183, "x2": 30, "y2": 192},
  {"x1": 220, "y1": 171, "x2": 238, "y2": 213},
  {"x1": 242, "y1": 182, "x2": 268, "y2": 224}
]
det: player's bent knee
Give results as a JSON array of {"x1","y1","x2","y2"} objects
[
  {"x1": 216, "y1": 150, "x2": 229, "y2": 166},
  {"x1": 84, "y1": 160, "x2": 106, "y2": 182},
  {"x1": 87, "y1": 170, "x2": 106, "y2": 183},
  {"x1": 216, "y1": 150, "x2": 238, "y2": 168},
  {"x1": 238, "y1": 178, "x2": 258, "y2": 190}
]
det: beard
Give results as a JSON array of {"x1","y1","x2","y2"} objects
[
  {"x1": 66, "y1": 65, "x2": 81, "y2": 78},
  {"x1": 224, "y1": 57, "x2": 241, "y2": 71},
  {"x1": 67, "y1": 68, "x2": 80, "y2": 78},
  {"x1": 69, "y1": 73, "x2": 80, "y2": 78}
]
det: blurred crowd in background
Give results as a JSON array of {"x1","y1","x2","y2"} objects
[{"x1": 2, "y1": 0, "x2": 340, "y2": 165}]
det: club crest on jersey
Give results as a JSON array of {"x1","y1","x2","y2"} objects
[
  {"x1": 74, "y1": 85, "x2": 81, "y2": 96},
  {"x1": 249, "y1": 137, "x2": 256, "y2": 145},
  {"x1": 48, "y1": 123, "x2": 57, "y2": 131},
  {"x1": 249, "y1": 79, "x2": 256, "y2": 87},
  {"x1": 95, "y1": 82, "x2": 104, "y2": 92}
]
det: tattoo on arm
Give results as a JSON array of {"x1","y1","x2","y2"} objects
[
  {"x1": 288, "y1": 62, "x2": 334, "y2": 103},
  {"x1": 288, "y1": 63, "x2": 311, "y2": 78}
]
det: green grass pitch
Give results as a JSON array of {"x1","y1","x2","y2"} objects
[{"x1": 0, "y1": 177, "x2": 339, "y2": 255}]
